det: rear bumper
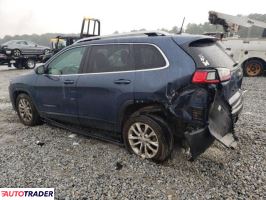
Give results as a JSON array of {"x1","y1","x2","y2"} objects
[
  {"x1": 228, "y1": 89, "x2": 243, "y2": 119},
  {"x1": 184, "y1": 90, "x2": 243, "y2": 159},
  {"x1": 184, "y1": 127, "x2": 215, "y2": 159}
]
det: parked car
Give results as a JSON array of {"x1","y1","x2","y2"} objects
[
  {"x1": 0, "y1": 53, "x2": 8, "y2": 65},
  {"x1": 0, "y1": 40, "x2": 50, "y2": 57},
  {"x1": 9, "y1": 31, "x2": 244, "y2": 162}
]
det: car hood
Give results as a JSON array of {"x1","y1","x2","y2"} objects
[
  {"x1": 38, "y1": 45, "x2": 50, "y2": 49},
  {"x1": 10, "y1": 70, "x2": 37, "y2": 85}
]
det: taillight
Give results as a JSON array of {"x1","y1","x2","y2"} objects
[
  {"x1": 217, "y1": 68, "x2": 231, "y2": 82},
  {"x1": 192, "y1": 68, "x2": 231, "y2": 84}
]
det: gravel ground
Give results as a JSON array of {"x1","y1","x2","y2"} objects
[{"x1": 0, "y1": 66, "x2": 265, "y2": 199}]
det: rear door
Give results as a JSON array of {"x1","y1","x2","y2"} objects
[
  {"x1": 132, "y1": 43, "x2": 170, "y2": 103},
  {"x1": 77, "y1": 43, "x2": 135, "y2": 131}
]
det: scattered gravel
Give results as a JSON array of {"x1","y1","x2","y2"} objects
[{"x1": 0, "y1": 66, "x2": 265, "y2": 199}]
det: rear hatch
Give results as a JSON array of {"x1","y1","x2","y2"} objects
[
  {"x1": 174, "y1": 37, "x2": 243, "y2": 113},
  {"x1": 181, "y1": 38, "x2": 242, "y2": 98},
  {"x1": 173, "y1": 36, "x2": 243, "y2": 149}
]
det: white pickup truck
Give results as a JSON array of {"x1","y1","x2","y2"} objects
[{"x1": 208, "y1": 11, "x2": 266, "y2": 77}]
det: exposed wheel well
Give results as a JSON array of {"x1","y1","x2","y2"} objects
[{"x1": 120, "y1": 103, "x2": 166, "y2": 129}]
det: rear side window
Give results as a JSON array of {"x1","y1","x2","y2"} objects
[
  {"x1": 133, "y1": 44, "x2": 166, "y2": 70},
  {"x1": 17, "y1": 41, "x2": 28, "y2": 45},
  {"x1": 87, "y1": 44, "x2": 132, "y2": 73},
  {"x1": 187, "y1": 39, "x2": 236, "y2": 68}
]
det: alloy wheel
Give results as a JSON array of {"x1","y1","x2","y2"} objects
[
  {"x1": 18, "y1": 98, "x2": 33, "y2": 123},
  {"x1": 128, "y1": 122, "x2": 159, "y2": 159},
  {"x1": 13, "y1": 49, "x2": 21, "y2": 57},
  {"x1": 26, "y1": 59, "x2": 35, "y2": 69},
  {"x1": 44, "y1": 49, "x2": 50, "y2": 55}
]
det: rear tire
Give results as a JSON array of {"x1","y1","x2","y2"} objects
[
  {"x1": 16, "y1": 93, "x2": 41, "y2": 126},
  {"x1": 243, "y1": 59, "x2": 264, "y2": 77},
  {"x1": 123, "y1": 115, "x2": 171, "y2": 162}
]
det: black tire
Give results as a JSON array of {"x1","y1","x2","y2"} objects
[
  {"x1": 44, "y1": 49, "x2": 50, "y2": 55},
  {"x1": 123, "y1": 115, "x2": 171, "y2": 162},
  {"x1": 13, "y1": 62, "x2": 23, "y2": 69},
  {"x1": 16, "y1": 93, "x2": 41, "y2": 126},
  {"x1": 24, "y1": 59, "x2": 36, "y2": 69},
  {"x1": 243, "y1": 59, "x2": 264, "y2": 77},
  {"x1": 12, "y1": 49, "x2": 21, "y2": 57}
]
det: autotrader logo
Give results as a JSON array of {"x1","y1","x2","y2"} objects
[{"x1": 0, "y1": 188, "x2": 54, "y2": 199}]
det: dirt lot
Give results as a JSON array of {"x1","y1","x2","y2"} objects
[{"x1": 0, "y1": 66, "x2": 265, "y2": 199}]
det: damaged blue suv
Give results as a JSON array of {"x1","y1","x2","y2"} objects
[{"x1": 9, "y1": 31, "x2": 243, "y2": 162}]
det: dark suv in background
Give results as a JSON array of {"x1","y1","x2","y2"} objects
[{"x1": 9, "y1": 31, "x2": 243, "y2": 162}]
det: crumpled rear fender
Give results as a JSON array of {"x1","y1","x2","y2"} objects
[
  {"x1": 168, "y1": 85, "x2": 211, "y2": 125},
  {"x1": 167, "y1": 85, "x2": 239, "y2": 160}
]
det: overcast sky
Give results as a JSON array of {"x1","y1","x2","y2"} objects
[{"x1": 0, "y1": 0, "x2": 265, "y2": 38}]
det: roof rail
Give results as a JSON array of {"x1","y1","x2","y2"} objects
[{"x1": 76, "y1": 30, "x2": 170, "y2": 43}]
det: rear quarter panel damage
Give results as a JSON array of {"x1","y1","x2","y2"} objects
[{"x1": 167, "y1": 84, "x2": 239, "y2": 159}]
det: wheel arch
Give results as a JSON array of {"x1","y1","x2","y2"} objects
[
  {"x1": 12, "y1": 89, "x2": 32, "y2": 111},
  {"x1": 118, "y1": 101, "x2": 170, "y2": 131},
  {"x1": 241, "y1": 57, "x2": 266, "y2": 70}
]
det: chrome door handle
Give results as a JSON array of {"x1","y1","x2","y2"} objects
[
  {"x1": 64, "y1": 80, "x2": 75, "y2": 85},
  {"x1": 114, "y1": 79, "x2": 131, "y2": 84}
]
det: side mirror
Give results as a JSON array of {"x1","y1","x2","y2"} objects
[
  {"x1": 35, "y1": 44, "x2": 38, "y2": 47},
  {"x1": 35, "y1": 65, "x2": 46, "y2": 74}
]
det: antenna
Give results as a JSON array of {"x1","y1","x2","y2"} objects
[{"x1": 179, "y1": 17, "x2": 185, "y2": 34}]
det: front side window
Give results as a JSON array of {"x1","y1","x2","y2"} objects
[
  {"x1": 48, "y1": 46, "x2": 86, "y2": 75},
  {"x1": 87, "y1": 44, "x2": 132, "y2": 73},
  {"x1": 133, "y1": 44, "x2": 167, "y2": 70}
]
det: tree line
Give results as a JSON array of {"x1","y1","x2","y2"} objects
[{"x1": 1, "y1": 13, "x2": 265, "y2": 47}]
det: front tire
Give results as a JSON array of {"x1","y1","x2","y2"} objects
[
  {"x1": 12, "y1": 49, "x2": 21, "y2": 57},
  {"x1": 243, "y1": 59, "x2": 264, "y2": 77},
  {"x1": 123, "y1": 115, "x2": 171, "y2": 162},
  {"x1": 24, "y1": 59, "x2": 36, "y2": 69},
  {"x1": 16, "y1": 94, "x2": 41, "y2": 126},
  {"x1": 44, "y1": 49, "x2": 50, "y2": 55}
]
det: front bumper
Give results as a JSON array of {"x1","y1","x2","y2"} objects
[{"x1": 9, "y1": 84, "x2": 16, "y2": 111}]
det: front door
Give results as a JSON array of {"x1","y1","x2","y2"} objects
[{"x1": 35, "y1": 46, "x2": 87, "y2": 124}]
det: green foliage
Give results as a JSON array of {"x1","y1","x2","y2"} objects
[{"x1": 185, "y1": 22, "x2": 224, "y2": 34}]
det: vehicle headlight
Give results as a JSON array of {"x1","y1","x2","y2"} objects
[{"x1": 5, "y1": 50, "x2": 11, "y2": 54}]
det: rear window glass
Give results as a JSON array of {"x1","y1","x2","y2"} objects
[
  {"x1": 87, "y1": 44, "x2": 132, "y2": 73},
  {"x1": 133, "y1": 44, "x2": 166, "y2": 70},
  {"x1": 188, "y1": 39, "x2": 236, "y2": 68}
]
